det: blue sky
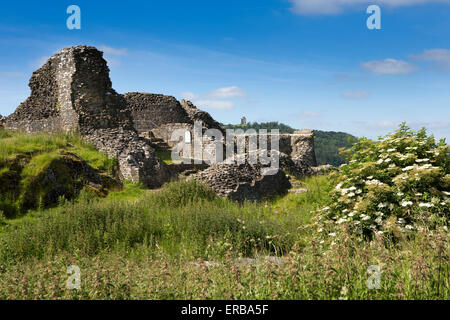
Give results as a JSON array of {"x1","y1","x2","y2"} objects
[{"x1": 1, "y1": 0, "x2": 450, "y2": 140}]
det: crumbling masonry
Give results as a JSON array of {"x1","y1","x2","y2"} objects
[{"x1": 2, "y1": 45, "x2": 319, "y2": 200}]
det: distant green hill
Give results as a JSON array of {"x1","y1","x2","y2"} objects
[
  {"x1": 313, "y1": 130, "x2": 357, "y2": 166},
  {"x1": 222, "y1": 121, "x2": 296, "y2": 134},
  {"x1": 221, "y1": 122, "x2": 357, "y2": 166}
]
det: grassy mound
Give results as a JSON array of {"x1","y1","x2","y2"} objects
[{"x1": 0, "y1": 130, "x2": 120, "y2": 218}]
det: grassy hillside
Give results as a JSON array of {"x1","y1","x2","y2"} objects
[
  {"x1": 313, "y1": 130, "x2": 358, "y2": 166},
  {"x1": 222, "y1": 121, "x2": 296, "y2": 134}
]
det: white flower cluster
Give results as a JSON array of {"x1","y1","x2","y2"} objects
[{"x1": 315, "y1": 125, "x2": 449, "y2": 239}]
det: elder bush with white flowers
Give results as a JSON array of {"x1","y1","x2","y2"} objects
[{"x1": 315, "y1": 124, "x2": 449, "y2": 238}]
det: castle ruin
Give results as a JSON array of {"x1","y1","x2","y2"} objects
[{"x1": 2, "y1": 45, "x2": 319, "y2": 200}]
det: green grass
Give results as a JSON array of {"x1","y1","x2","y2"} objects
[
  {"x1": 0, "y1": 130, "x2": 115, "y2": 174},
  {"x1": 0, "y1": 130, "x2": 119, "y2": 217},
  {"x1": 0, "y1": 129, "x2": 447, "y2": 300},
  {"x1": 0, "y1": 177, "x2": 447, "y2": 299},
  {"x1": 155, "y1": 150, "x2": 174, "y2": 164}
]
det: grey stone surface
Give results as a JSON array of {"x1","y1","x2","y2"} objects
[
  {"x1": 3, "y1": 44, "x2": 319, "y2": 194},
  {"x1": 191, "y1": 162, "x2": 291, "y2": 202},
  {"x1": 124, "y1": 92, "x2": 192, "y2": 132},
  {"x1": 180, "y1": 99, "x2": 225, "y2": 135},
  {"x1": 4, "y1": 46, "x2": 169, "y2": 188}
]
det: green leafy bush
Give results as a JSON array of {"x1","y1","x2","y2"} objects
[{"x1": 315, "y1": 124, "x2": 449, "y2": 239}]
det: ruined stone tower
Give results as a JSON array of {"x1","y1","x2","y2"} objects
[{"x1": 4, "y1": 46, "x2": 169, "y2": 188}]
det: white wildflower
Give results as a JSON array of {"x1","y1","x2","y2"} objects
[
  {"x1": 400, "y1": 201, "x2": 413, "y2": 207},
  {"x1": 418, "y1": 203, "x2": 434, "y2": 208}
]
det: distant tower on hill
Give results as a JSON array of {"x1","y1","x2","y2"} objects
[{"x1": 240, "y1": 116, "x2": 247, "y2": 125}]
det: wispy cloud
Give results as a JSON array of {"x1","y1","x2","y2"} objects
[
  {"x1": 98, "y1": 45, "x2": 127, "y2": 56},
  {"x1": 180, "y1": 91, "x2": 199, "y2": 100},
  {"x1": 411, "y1": 49, "x2": 450, "y2": 70},
  {"x1": 207, "y1": 86, "x2": 247, "y2": 99},
  {"x1": 299, "y1": 110, "x2": 320, "y2": 117},
  {"x1": 341, "y1": 90, "x2": 370, "y2": 99},
  {"x1": 31, "y1": 56, "x2": 50, "y2": 69},
  {"x1": 289, "y1": 0, "x2": 450, "y2": 15},
  {"x1": 180, "y1": 86, "x2": 247, "y2": 110},
  {"x1": 195, "y1": 100, "x2": 235, "y2": 110},
  {"x1": 362, "y1": 58, "x2": 417, "y2": 75}
]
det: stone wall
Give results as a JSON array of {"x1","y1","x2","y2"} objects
[
  {"x1": 233, "y1": 130, "x2": 317, "y2": 167},
  {"x1": 124, "y1": 94, "x2": 226, "y2": 164},
  {"x1": 4, "y1": 46, "x2": 169, "y2": 188},
  {"x1": 191, "y1": 162, "x2": 291, "y2": 202},
  {"x1": 3, "y1": 44, "x2": 318, "y2": 191},
  {"x1": 291, "y1": 129, "x2": 317, "y2": 167},
  {"x1": 124, "y1": 92, "x2": 192, "y2": 132},
  {"x1": 180, "y1": 99, "x2": 225, "y2": 135}
]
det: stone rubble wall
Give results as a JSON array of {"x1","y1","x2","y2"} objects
[
  {"x1": 291, "y1": 129, "x2": 317, "y2": 167},
  {"x1": 232, "y1": 130, "x2": 317, "y2": 167},
  {"x1": 124, "y1": 92, "x2": 192, "y2": 131},
  {"x1": 180, "y1": 99, "x2": 225, "y2": 135},
  {"x1": 125, "y1": 95, "x2": 226, "y2": 163},
  {"x1": 3, "y1": 45, "x2": 318, "y2": 194},
  {"x1": 4, "y1": 46, "x2": 169, "y2": 188},
  {"x1": 191, "y1": 162, "x2": 291, "y2": 202}
]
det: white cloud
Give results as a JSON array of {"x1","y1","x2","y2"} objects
[
  {"x1": 180, "y1": 86, "x2": 246, "y2": 110},
  {"x1": 195, "y1": 100, "x2": 234, "y2": 110},
  {"x1": 106, "y1": 57, "x2": 122, "y2": 67},
  {"x1": 31, "y1": 56, "x2": 50, "y2": 68},
  {"x1": 300, "y1": 110, "x2": 319, "y2": 117},
  {"x1": 98, "y1": 45, "x2": 127, "y2": 56},
  {"x1": 362, "y1": 59, "x2": 417, "y2": 75},
  {"x1": 207, "y1": 86, "x2": 246, "y2": 99},
  {"x1": 289, "y1": 0, "x2": 450, "y2": 15},
  {"x1": 180, "y1": 91, "x2": 199, "y2": 100},
  {"x1": 411, "y1": 49, "x2": 450, "y2": 70},
  {"x1": 341, "y1": 90, "x2": 370, "y2": 99}
]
